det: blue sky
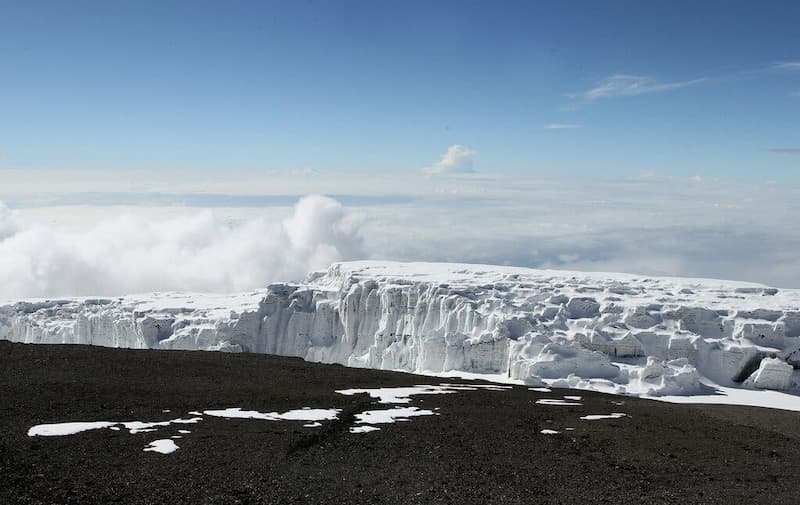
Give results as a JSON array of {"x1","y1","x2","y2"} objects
[
  {"x1": 1, "y1": 0, "x2": 799, "y2": 181},
  {"x1": 1, "y1": 1, "x2": 800, "y2": 293}
]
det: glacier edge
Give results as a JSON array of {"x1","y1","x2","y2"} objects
[{"x1": 2, "y1": 260, "x2": 800, "y2": 400}]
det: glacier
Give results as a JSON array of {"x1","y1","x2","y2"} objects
[{"x1": 3, "y1": 260, "x2": 800, "y2": 403}]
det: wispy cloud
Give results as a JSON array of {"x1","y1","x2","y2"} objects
[
  {"x1": 423, "y1": 145, "x2": 477, "y2": 176},
  {"x1": 768, "y1": 148, "x2": 800, "y2": 155},
  {"x1": 568, "y1": 74, "x2": 707, "y2": 104},
  {"x1": 544, "y1": 123, "x2": 581, "y2": 129},
  {"x1": 567, "y1": 61, "x2": 800, "y2": 107},
  {"x1": 771, "y1": 61, "x2": 800, "y2": 71}
]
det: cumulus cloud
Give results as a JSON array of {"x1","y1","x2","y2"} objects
[
  {"x1": 0, "y1": 202, "x2": 18, "y2": 240},
  {"x1": 423, "y1": 145, "x2": 477, "y2": 176},
  {"x1": 568, "y1": 74, "x2": 707, "y2": 104},
  {"x1": 0, "y1": 195, "x2": 363, "y2": 299}
]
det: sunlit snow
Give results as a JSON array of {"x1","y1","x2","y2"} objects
[
  {"x1": 6, "y1": 260, "x2": 800, "y2": 411},
  {"x1": 143, "y1": 439, "x2": 179, "y2": 454}
]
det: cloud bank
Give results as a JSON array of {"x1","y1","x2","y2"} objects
[
  {"x1": 3, "y1": 176, "x2": 800, "y2": 299},
  {"x1": 351, "y1": 176, "x2": 800, "y2": 288},
  {"x1": 0, "y1": 195, "x2": 363, "y2": 299}
]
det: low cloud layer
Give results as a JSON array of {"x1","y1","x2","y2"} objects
[
  {"x1": 2, "y1": 176, "x2": 800, "y2": 299},
  {"x1": 353, "y1": 177, "x2": 800, "y2": 288},
  {"x1": 0, "y1": 195, "x2": 363, "y2": 299}
]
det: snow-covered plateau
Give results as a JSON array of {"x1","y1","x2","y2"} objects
[{"x1": 3, "y1": 261, "x2": 800, "y2": 409}]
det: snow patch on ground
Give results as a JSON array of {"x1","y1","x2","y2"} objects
[
  {"x1": 335, "y1": 384, "x2": 509, "y2": 404},
  {"x1": 203, "y1": 408, "x2": 341, "y2": 422},
  {"x1": 651, "y1": 385, "x2": 800, "y2": 412},
  {"x1": 350, "y1": 425, "x2": 381, "y2": 434},
  {"x1": 535, "y1": 399, "x2": 583, "y2": 406},
  {"x1": 28, "y1": 422, "x2": 116, "y2": 437},
  {"x1": 143, "y1": 439, "x2": 179, "y2": 454},
  {"x1": 354, "y1": 407, "x2": 437, "y2": 425},
  {"x1": 580, "y1": 413, "x2": 629, "y2": 421},
  {"x1": 122, "y1": 417, "x2": 203, "y2": 434}
]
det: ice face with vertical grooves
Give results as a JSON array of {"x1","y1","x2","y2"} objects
[{"x1": 2, "y1": 261, "x2": 800, "y2": 396}]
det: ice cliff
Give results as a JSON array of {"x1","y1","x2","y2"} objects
[{"x1": 3, "y1": 261, "x2": 800, "y2": 397}]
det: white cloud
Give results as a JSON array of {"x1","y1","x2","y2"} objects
[
  {"x1": 0, "y1": 195, "x2": 363, "y2": 298},
  {"x1": 564, "y1": 62, "x2": 798, "y2": 107},
  {"x1": 3, "y1": 177, "x2": 800, "y2": 299},
  {"x1": 544, "y1": 123, "x2": 581, "y2": 129},
  {"x1": 568, "y1": 74, "x2": 707, "y2": 104},
  {"x1": 0, "y1": 202, "x2": 18, "y2": 240},
  {"x1": 423, "y1": 145, "x2": 477, "y2": 176},
  {"x1": 771, "y1": 61, "x2": 800, "y2": 71},
  {"x1": 352, "y1": 177, "x2": 800, "y2": 288}
]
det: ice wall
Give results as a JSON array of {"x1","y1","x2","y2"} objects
[{"x1": 2, "y1": 261, "x2": 800, "y2": 396}]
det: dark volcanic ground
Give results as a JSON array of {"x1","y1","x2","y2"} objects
[{"x1": 1, "y1": 341, "x2": 799, "y2": 505}]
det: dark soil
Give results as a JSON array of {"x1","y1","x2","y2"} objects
[{"x1": 1, "y1": 340, "x2": 798, "y2": 504}]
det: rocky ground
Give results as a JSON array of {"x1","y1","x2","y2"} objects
[{"x1": 1, "y1": 340, "x2": 799, "y2": 505}]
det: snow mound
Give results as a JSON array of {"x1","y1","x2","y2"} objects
[
  {"x1": 627, "y1": 358, "x2": 704, "y2": 396},
  {"x1": 743, "y1": 358, "x2": 795, "y2": 390},
  {"x1": 511, "y1": 342, "x2": 619, "y2": 380}
]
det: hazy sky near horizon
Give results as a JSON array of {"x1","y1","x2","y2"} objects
[{"x1": 1, "y1": 1, "x2": 799, "y2": 295}]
